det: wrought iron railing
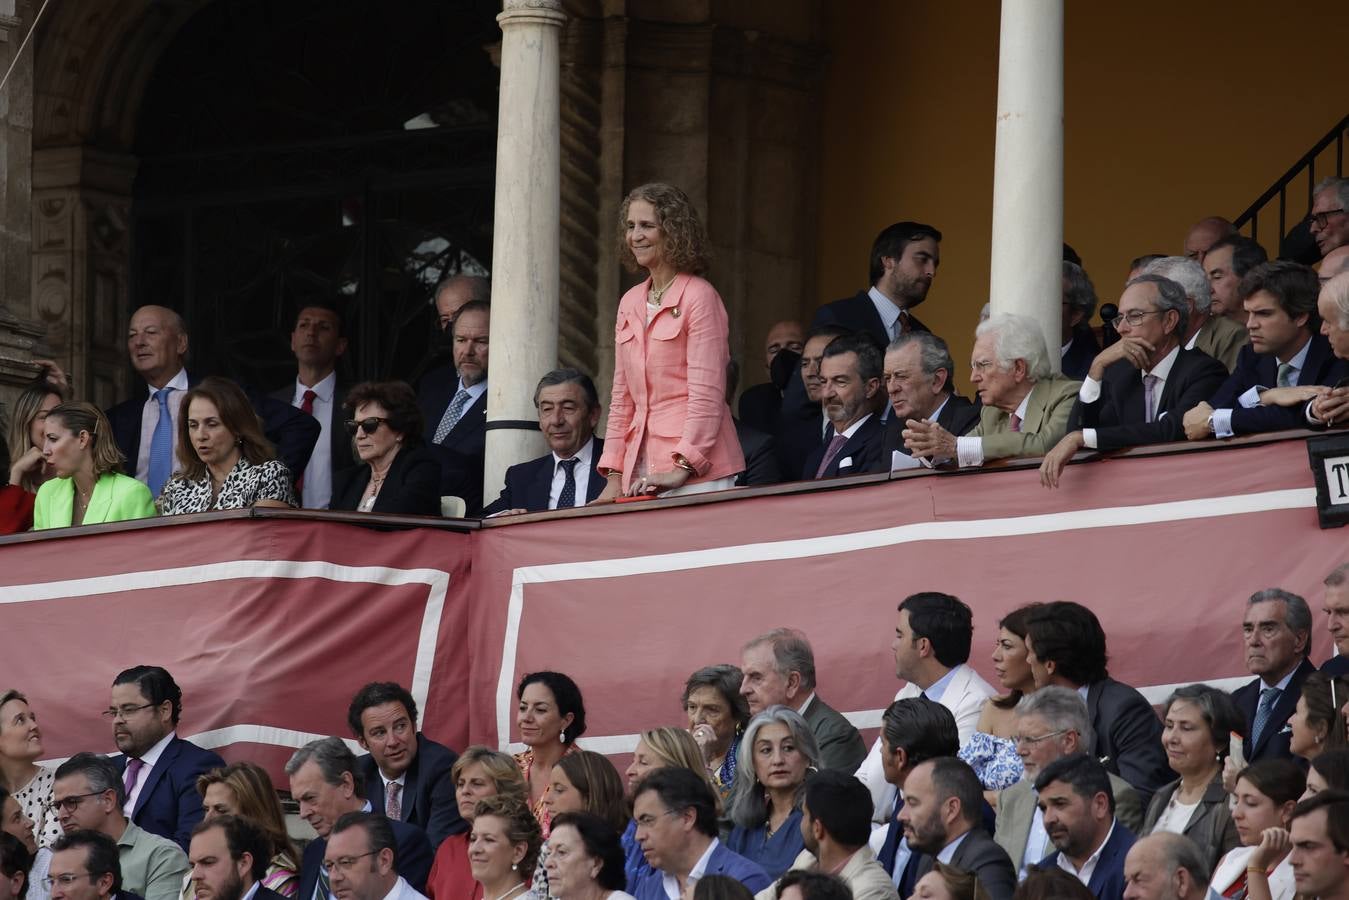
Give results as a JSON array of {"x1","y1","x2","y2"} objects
[{"x1": 1233, "y1": 114, "x2": 1347, "y2": 245}]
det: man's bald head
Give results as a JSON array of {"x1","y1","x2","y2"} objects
[
  {"x1": 1184, "y1": 216, "x2": 1235, "y2": 264},
  {"x1": 434, "y1": 275, "x2": 490, "y2": 332},
  {"x1": 127, "y1": 305, "x2": 189, "y2": 388},
  {"x1": 1321, "y1": 245, "x2": 1349, "y2": 283}
]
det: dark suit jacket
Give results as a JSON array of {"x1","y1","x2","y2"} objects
[
  {"x1": 1069, "y1": 348, "x2": 1228, "y2": 450},
  {"x1": 269, "y1": 379, "x2": 355, "y2": 489},
  {"x1": 738, "y1": 382, "x2": 783, "y2": 435},
  {"x1": 916, "y1": 829, "x2": 1017, "y2": 900},
  {"x1": 481, "y1": 438, "x2": 606, "y2": 515},
  {"x1": 108, "y1": 375, "x2": 320, "y2": 486},
  {"x1": 299, "y1": 817, "x2": 433, "y2": 898},
  {"x1": 878, "y1": 393, "x2": 980, "y2": 464},
  {"x1": 330, "y1": 445, "x2": 442, "y2": 516},
  {"x1": 253, "y1": 888, "x2": 288, "y2": 900},
  {"x1": 803, "y1": 415, "x2": 885, "y2": 480},
  {"x1": 358, "y1": 733, "x2": 465, "y2": 849},
  {"x1": 800, "y1": 696, "x2": 867, "y2": 773},
  {"x1": 113, "y1": 737, "x2": 225, "y2": 850},
  {"x1": 1086, "y1": 679, "x2": 1170, "y2": 803},
  {"x1": 1232, "y1": 658, "x2": 1318, "y2": 762},
  {"x1": 811, "y1": 290, "x2": 930, "y2": 351},
  {"x1": 735, "y1": 421, "x2": 782, "y2": 487},
  {"x1": 1322, "y1": 655, "x2": 1349, "y2": 678},
  {"x1": 775, "y1": 407, "x2": 826, "y2": 484},
  {"x1": 1061, "y1": 329, "x2": 1101, "y2": 381},
  {"x1": 417, "y1": 366, "x2": 488, "y2": 515},
  {"x1": 1207, "y1": 333, "x2": 1349, "y2": 434},
  {"x1": 1040, "y1": 821, "x2": 1135, "y2": 900}
]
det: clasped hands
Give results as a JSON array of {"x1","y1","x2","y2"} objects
[{"x1": 902, "y1": 419, "x2": 956, "y2": 461}]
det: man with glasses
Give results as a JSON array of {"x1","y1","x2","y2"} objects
[
  {"x1": 323, "y1": 812, "x2": 425, "y2": 900},
  {"x1": 187, "y1": 816, "x2": 286, "y2": 900},
  {"x1": 994, "y1": 688, "x2": 1144, "y2": 881},
  {"x1": 47, "y1": 831, "x2": 142, "y2": 900},
  {"x1": 106, "y1": 666, "x2": 223, "y2": 851},
  {"x1": 1039, "y1": 274, "x2": 1227, "y2": 487},
  {"x1": 1310, "y1": 177, "x2": 1349, "y2": 261},
  {"x1": 50, "y1": 754, "x2": 187, "y2": 900}
]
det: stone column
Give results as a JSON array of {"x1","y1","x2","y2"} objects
[
  {"x1": 483, "y1": 0, "x2": 566, "y2": 504},
  {"x1": 988, "y1": 0, "x2": 1063, "y2": 370}
]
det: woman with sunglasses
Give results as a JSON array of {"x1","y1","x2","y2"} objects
[{"x1": 331, "y1": 381, "x2": 442, "y2": 515}]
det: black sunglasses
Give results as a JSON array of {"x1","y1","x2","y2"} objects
[{"x1": 344, "y1": 417, "x2": 390, "y2": 436}]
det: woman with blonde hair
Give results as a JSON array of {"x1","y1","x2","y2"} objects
[
  {"x1": 192, "y1": 762, "x2": 299, "y2": 896},
  {"x1": 427, "y1": 747, "x2": 526, "y2": 900},
  {"x1": 6, "y1": 369, "x2": 66, "y2": 495},
  {"x1": 33, "y1": 401, "x2": 154, "y2": 528},
  {"x1": 469, "y1": 794, "x2": 543, "y2": 900},
  {"x1": 0, "y1": 690, "x2": 60, "y2": 848},
  {"x1": 620, "y1": 727, "x2": 718, "y2": 887}
]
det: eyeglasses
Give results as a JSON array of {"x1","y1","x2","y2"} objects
[
  {"x1": 344, "y1": 417, "x2": 389, "y2": 436},
  {"x1": 43, "y1": 872, "x2": 100, "y2": 890},
  {"x1": 323, "y1": 851, "x2": 380, "y2": 873},
  {"x1": 1308, "y1": 208, "x2": 1346, "y2": 229},
  {"x1": 47, "y1": 792, "x2": 107, "y2": 813},
  {"x1": 1110, "y1": 310, "x2": 1162, "y2": 329},
  {"x1": 100, "y1": 702, "x2": 157, "y2": 720},
  {"x1": 1013, "y1": 729, "x2": 1069, "y2": 747},
  {"x1": 634, "y1": 809, "x2": 682, "y2": 829}
]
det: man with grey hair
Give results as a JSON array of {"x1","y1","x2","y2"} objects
[
  {"x1": 431, "y1": 274, "x2": 490, "y2": 335},
  {"x1": 739, "y1": 628, "x2": 867, "y2": 772},
  {"x1": 905, "y1": 314, "x2": 1080, "y2": 468},
  {"x1": 1310, "y1": 177, "x2": 1349, "y2": 260},
  {"x1": 1060, "y1": 262, "x2": 1101, "y2": 380},
  {"x1": 875, "y1": 332, "x2": 977, "y2": 471},
  {"x1": 1231, "y1": 589, "x2": 1317, "y2": 763},
  {"x1": 1144, "y1": 256, "x2": 1247, "y2": 372},
  {"x1": 1320, "y1": 245, "x2": 1349, "y2": 284},
  {"x1": 1121, "y1": 832, "x2": 1211, "y2": 900},
  {"x1": 1319, "y1": 562, "x2": 1349, "y2": 678},
  {"x1": 286, "y1": 738, "x2": 433, "y2": 899},
  {"x1": 1040, "y1": 275, "x2": 1227, "y2": 487},
  {"x1": 1306, "y1": 271, "x2": 1349, "y2": 428},
  {"x1": 994, "y1": 688, "x2": 1144, "y2": 879},
  {"x1": 1183, "y1": 215, "x2": 1235, "y2": 265}
]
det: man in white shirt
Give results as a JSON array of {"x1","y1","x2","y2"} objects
[
  {"x1": 1035, "y1": 754, "x2": 1136, "y2": 900},
  {"x1": 272, "y1": 303, "x2": 350, "y2": 509},
  {"x1": 324, "y1": 813, "x2": 426, "y2": 900},
  {"x1": 188, "y1": 815, "x2": 286, "y2": 900}
]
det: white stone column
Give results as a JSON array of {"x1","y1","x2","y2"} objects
[
  {"x1": 484, "y1": 0, "x2": 566, "y2": 505},
  {"x1": 988, "y1": 0, "x2": 1063, "y2": 371}
]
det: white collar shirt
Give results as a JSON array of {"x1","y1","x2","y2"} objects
[
  {"x1": 867, "y1": 287, "x2": 905, "y2": 341},
  {"x1": 549, "y1": 437, "x2": 595, "y2": 510},
  {"x1": 293, "y1": 370, "x2": 338, "y2": 508},
  {"x1": 136, "y1": 369, "x2": 191, "y2": 482},
  {"x1": 123, "y1": 729, "x2": 176, "y2": 816},
  {"x1": 662, "y1": 838, "x2": 719, "y2": 900},
  {"x1": 1056, "y1": 820, "x2": 1115, "y2": 886}
]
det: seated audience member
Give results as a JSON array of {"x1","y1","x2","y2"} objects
[
  {"x1": 1305, "y1": 271, "x2": 1349, "y2": 427},
  {"x1": 324, "y1": 812, "x2": 426, "y2": 900},
  {"x1": 1209, "y1": 759, "x2": 1304, "y2": 900},
  {"x1": 1322, "y1": 562, "x2": 1349, "y2": 678},
  {"x1": 0, "y1": 832, "x2": 31, "y2": 900},
  {"x1": 483, "y1": 369, "x2": 606, "y2": 515},
  {"x1": 418, "y1": 300, "x2": 490, "y2": 514},
  {"x1": 1043, "y1": 273, "x2": 1228, "y2": 482},
  {"x1": 803, "y1": 333, "x2": 886, "y2": 479},
  {"x1": 194, "y1": 763, "x2": 299, "y2": 897},
  {"x1": 740, "y1": 629, "x2": 865, "y2": 773},
  {"x1": 467, "y1": 795, "x2": 540, "y2": 900},
  {"x1": 1013, "y1": 867, "x2": 1093, "y2": 900},
  {"x1": 1321, "y1": 245, "x2": 1349, "y2": 282},
  {"x1": 775, "y1": 324, "x2": 851, "y2": 479},
  {"x1": 622, "y1": 730, "x2": 714, "y2": 890},
  {"x1": 1141, "y1": 686, "x2": 1241, "y2": 872},
  {"x1": 1231, "y1": 589, "x2": 1317, "y2": 764},
  {"x1": 0, "y1": 690, "x2": 62, "y2": 848},
  {"x1": 910, "y1": 862, "x2": 990, "y2": 900},
  {"x1": 33, "y1": 402, "x2": 155, "y2": 529},
  {"x1": 330, "y1": 381, "x2": 441, "y2": 516},
  {"x1": 1060, "y1": 262, "x2": 1101, "y2": 380},
  {"x1": 48, "y1": 831, "x2": 139, "y2": 900},
  {"x1": 425, "y1": 748, "x2": 525, "y2": 900},
  {"x1": 694, "y1": 876, "x2": 756, "y2": 900},
  {"x1": 1183, "y1": 216, "x2": 1235, "y2": 265},
  {"x1": 1306, "y1": 749, "x2": 1349, "y2": 799},
  {"x1": 284, "y1": 738, "x2": 433, "y2": 896},
  {"x1": 349, "y1": 683, "x2": 464, "y2": 849},
  {"x1": 739, "y1": 320, "x2": 806, "y2": 435},
  {"x1": 1310, "y1": 177, "x2": 1349, "y2": 260},
  {"x1": 774, "y1": 871, "x2": 851, "y2": 900},
  {"x1": 514, "y1": 672, "x2": 587, "y2": 835},
  {"x1": 1033, "y1": 754, "x2": 1136, "y2": 900},
  {"x1": 1125, "y1": 255, "x2": 1166, "y2": 284},
  {"x1": 1285, "y1": 789, "x2": 1349, "y2": 900},
  {"x1": 726, "y1": 361, "x2": 782, "y2": 487},
  {"x1": 51, "y1": 753, "x2": 188, "y2": 900},
  {"x1": 1184, "y1": 261, "x2": 1348, "y2": 439},
  {"x1": 1120, "y1": 833, "x2": 1210, "y2": 900},
  {"x1": 905, "y1": 314, "x2": 1080, "y2": 467},
  {"x1": 5, "y1": 368, "x2": 67, "y2": 520},
  {"x1": 629, "y1": 768, "x2": 770, "y2": 900},
  {"x1": 535, "y1": 752, "x2": 627, "y2": 896},
  {"x1": 1, "y1": 787, "x2": 47, "y2": 900},
  {"x1": 995, "y1": 688, "x2": 1145, "y2": 879},
  {"x1": 756, "y1": 770, "x2": 896, "y2": 900},
  {"x1": 961, "y1": 605, "x2": 1040, "y2": 794},
  {"x1": 812, "y1": 222, "x2": 942, "y2": 348},
  {"x1": 725, "y1": 708, "x2": 819, "y2": 880},
  {"x1": 1290, "y1": 673, "x2": 1349, "y2": 764},
  {"x1": 899, "y1": 758, "x2": 1016, "y2": 900},
  {"x1": 1204, "y1": 235, "x2": 1268, "y2": 326},
  {"x1": 157, "y1": 377, "x2": 295, "y2": 514},
  {"x1": 857, "y1": 593, "x2": 994, "y2": 822},
  {"x1": 875, "y1": 332, "x2": 978, "y2": 472},
  {"x1": 683, "y1": 665, "x2": 752, "y2": 800},
  {"x1": 1023, "y1": 603, "x2": 1170, "y2": 803},
  {"x1": 1144, "y1": 256, "x2": 1247, "y2": 372},
  {"x1": 544, "y1": 811, "x2": 634, "y2": 900},
  {"x1": 186, "y1": 815, "x2": 284, "y2": 900},
  {"x1": 108, "y1": 666, "x2": 225, "y2": 850}
]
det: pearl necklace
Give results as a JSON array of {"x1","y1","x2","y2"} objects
[{"x1": 489, "y1": 882, "x2": 528, "y2": 900}]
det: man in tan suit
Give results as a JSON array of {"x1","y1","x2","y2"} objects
[
  {"x1": 1144, "y1": 256, "x2": 1247, "y2": 372},
  {"x1": 905, "y1": 313, "x2": 1079, "y2": 466}
]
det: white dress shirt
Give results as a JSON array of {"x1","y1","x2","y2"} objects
[
  {"x1": 1021, "y1": 805, "x2": 1052, "y2": 879},
  {"x1": 291, "y1": 370, "x2": 338, "y2": 509},
  {"x1": 868, "y1": 287, "x2": 904, "y2": 341},
  {"x1": 549, "y1": 437, "x2": 595, "y2": 509},
  {"x1": 1212, "y1": 335, "x2": 1311, "y2": 438},
  {"x1": 135, "y1": 369, "x2": 190, "y2": 482},
  {"x1": 380, "y1": 876, "x2": 429, "y2": 900},
  {"x1": 1056, "y1": 820, "x2": 1115, "y2": 886},
  {"x1": 661, "y1": 838, "x2": 719, "y2": 900},
  {"x1": 956, "y1": 391, "x2": 1032, "y2": 468},
  {"x1": 1079, "y1": 345, "x2": 1180, "y2": 448},
  {"x1": 123, "y1": 730, "x2": 176, "y2": 816}
]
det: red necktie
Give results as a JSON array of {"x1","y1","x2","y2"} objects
[{"x1": 296, "y1": 389, "x2": 317, "y2": 493}]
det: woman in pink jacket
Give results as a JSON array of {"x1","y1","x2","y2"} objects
[{"x1": 596, "y1": 183, "x2": 744, "y2": 499}]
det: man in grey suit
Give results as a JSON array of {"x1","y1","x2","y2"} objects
[
  {"x1": 994, "y1": 687, "x2": 1144, "y2": 880},
  {"x1": 740, "y1": 628, "x2": 867, "y2": 773},
  {"x1": 899, "y1": 758, "x2": 1016, "y2": 900}
]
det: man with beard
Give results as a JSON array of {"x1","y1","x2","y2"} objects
[
  {"x1": 187, "y1": 816, "x2": 285, "y2": 900},
  {"x1": 803, "y1": 333, "x2": 885, "y2": 479},
  {"x1": 897, "y1": 758, "x2": 1015, "y2": 900},
  {"x1": 418, "y1": 300, "x2": 491, "y2": 513},
  {"x1": 812, "y1": 223, "x2": 942, "y2": 347},
  {"x1": 1035, "y1": 754, "x2": 1135, "y2": 900}
]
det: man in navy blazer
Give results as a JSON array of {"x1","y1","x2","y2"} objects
[
  {"x1": 631, "y1": 768, "x2": 769, "y2": 900},
  {"x1": 1184, "y1": 261, "x2": 1348, "y2": 440},
  {"x1": 1231, "y1": 588, "x2": 1318, "y2": 763},
  {"x1": 483, "y1": 369, "x2": 605, "y2": 515},
  {"x1": 812, "y1": 222, "x2": 941, "y2": 349},
  {"x1": 803, "y1": 333, "x2": 886, "y2": 479},
  {"x1": 108, "y1": 666, "x2": 224, "y2": 851},
  {"x1": 287, "y1": 738, "x2": 433, "y2": 899},
  {"x1": 418, "y1": 300, "x2": 489, "y2": 515},
  {"x1": 348, "y1": 682, "x2": 464, "y2": 849},
  {"x1": 1035, "y1": 754, "x2": 1136, "y2": 900}
]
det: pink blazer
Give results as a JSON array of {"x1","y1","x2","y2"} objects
[{"x1": 598, "y1": 273, "x2": 745, "y2": 491}]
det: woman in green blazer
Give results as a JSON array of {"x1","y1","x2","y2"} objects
[{"x1": 33, "y1": 401, "x2": 155, "y2": 529}]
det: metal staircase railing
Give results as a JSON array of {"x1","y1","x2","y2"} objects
[{"x1": 1233, "y1": 114, "x2": 1347, "y2": 245}]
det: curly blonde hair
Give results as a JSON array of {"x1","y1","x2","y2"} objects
[{"x1": 618, "y1": 183, "x2": 709, "y2": 276}]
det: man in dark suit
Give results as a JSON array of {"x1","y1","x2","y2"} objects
[
  {"x1": 812, "y1": 222, "x2": 941, "y2": 349},
  {"x1": 187, "y1": 815, "x2": 288, "y2": 900},
  {"x1": 1184, "y1": 261, "x2": 1349, "y2": 439},
  {"x1": 1231, "y1": 588, "x2": 1317, "y2": 763},
  {"x1": 1035, "y1": 754, "x2": 1136, "y2": 900},
  {"x1": 1320, "y1": 563, "x2": 1349, "y2": 678},
  {"x1": 899, "y1": 758, "x2": 1015, "y2": 900},
  {"x1": 724, "y1": 360, "x2": 782, "y2": 487},
  {"x1": 107, "y1": 305, "x2": 319, "y2": 499},
  {"x1": 108, "y1": 666, "x2": 224, "y2": 851},
  {"x1": 270, "y1": 302, "x2": 353, "y2": 509},
  {"x1": 803, "y1": 333, "x2": 885, "y2": 479},
  {"x1": 1042, "y1": 274, "x2": 1228, "y2": 486},
  {"x1": 873, "y1": 699, "x2": 959, "y2": 893},
  {"x1": 418, "y1": 300, "x2": 489, "y2": 515},
  {"x1": 775, "y1": 325, "x2": 849, "y2": 481},
  {"x1": 1024, "y1": 604, "x2": 1170, "y2": 804},
  {"x1": 348, "y1": 682, "x2": 464, "y2": 849},
  {"x1": 1060, "y1": 261, "x2": 1101, "y2": 380},
  {"x1": 738, "y1": 320, "x2": 805, "y2": 436},
  {"x1": 287, "y1": 738, "x2": 433, "y2": 898},
  {"x1": 483, "y1": 369, "x2": 605, "y2": 515},
  {"x1": 875, "y1": 332, "x2": 978, "y2": 472}
]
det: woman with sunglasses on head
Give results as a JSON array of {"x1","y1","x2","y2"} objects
[{"x1": 331, "y1": 381, "x2": 442, "y2": 515}]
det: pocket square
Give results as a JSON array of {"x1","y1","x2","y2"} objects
[{"x1": 839, "y1": 456, "x2": 854, "y2": 469}]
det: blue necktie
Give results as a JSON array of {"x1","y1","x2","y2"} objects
[
  {"x1": 556, "y1": 458, "x2": 579, "y2": 509},
  {"x1": 1252, "y1": 687, "x2": 1280, "y2": 748},
  {"x1": 147, "y1": 387, "x2": 174, "y2": 496}
]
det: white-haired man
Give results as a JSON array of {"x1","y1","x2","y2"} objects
[{"x1": 1144, "y1": 256, "x2": 1247, "y2": 372}]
